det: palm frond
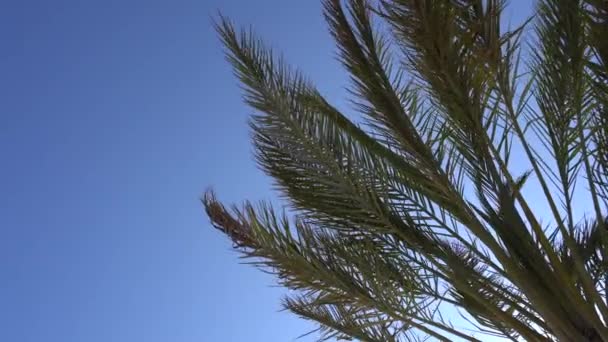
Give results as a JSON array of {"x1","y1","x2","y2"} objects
[{"x1": 206, "y1": 1, "x2": 608, "y2": 341}]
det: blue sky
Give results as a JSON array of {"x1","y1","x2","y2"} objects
[{"x1": 1, "y1": 1, "x2": 533, "y2": 341}]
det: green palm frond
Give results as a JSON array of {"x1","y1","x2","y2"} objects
[
  {"x1": 585, "y1": 0, "x2": 608, "y2": 205},
  {"x1": 527, "y1": 0, "x2": 593, "y2": 229},
  {"x1": 205, "y1": 1, "x2": 608, "y2": 341}
]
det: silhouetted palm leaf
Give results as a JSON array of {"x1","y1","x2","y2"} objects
[{"x1": 205, "y1": 1, "x2": 608, "y2": 340}]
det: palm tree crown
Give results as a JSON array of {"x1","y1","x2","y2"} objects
[{"x1": 204, "y1": 0, "x2": 608, "y2": 340}]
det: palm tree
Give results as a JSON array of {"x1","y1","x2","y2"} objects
[{"x1": 203, "y1": 0, "x2": 608, "y2": 340}]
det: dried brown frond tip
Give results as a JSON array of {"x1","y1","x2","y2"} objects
[{"x1": 202, "y1": 190, "x2": 254, "y2": 248}]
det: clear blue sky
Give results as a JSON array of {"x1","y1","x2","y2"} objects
[{"x1": 0, "y1": 1, "x2": 532, "y2": 341}]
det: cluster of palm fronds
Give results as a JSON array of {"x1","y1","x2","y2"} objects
[{"x1": 203, "y1": 0, "x2": 608, "y2": 340}]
